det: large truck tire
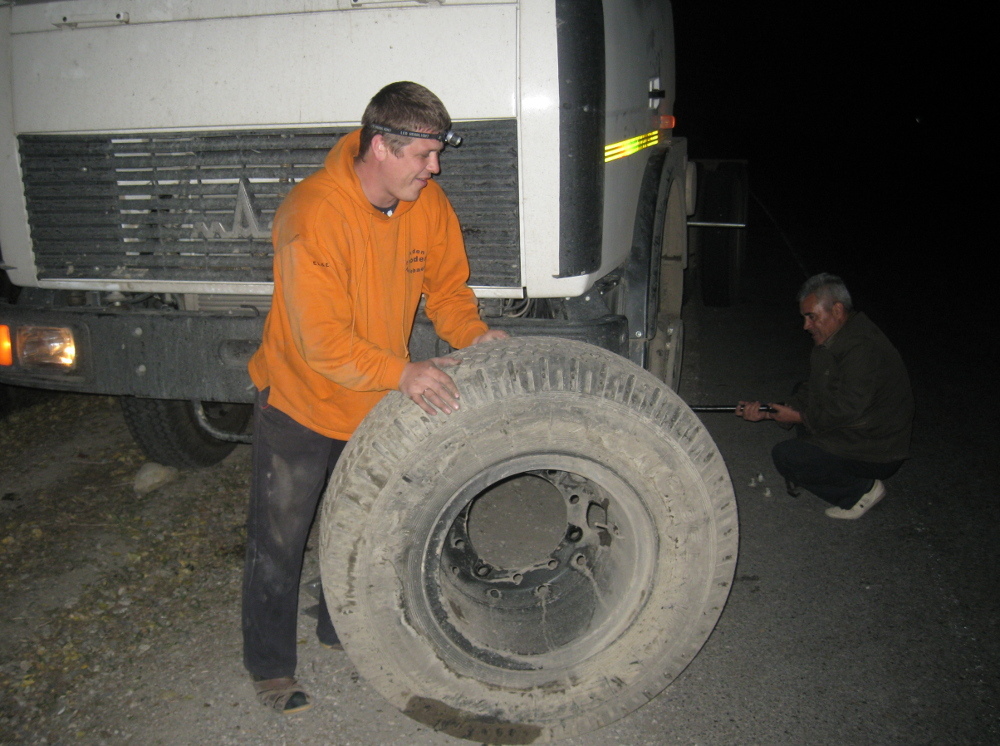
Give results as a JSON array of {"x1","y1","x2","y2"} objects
[
  {"x1": 119, "y1": 397, "x2": 250, "y2": 468},
  {"x1": 320, "y1": 337, "x2": 737, "y2": 743},
  {"x1": 691, "y1": 160, "x2": 749, "y2": 307}
]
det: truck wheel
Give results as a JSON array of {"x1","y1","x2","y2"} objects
[
  {"x1": 692, "y1": 160, "x2": 749, "y2": 307},
  {"x1": 320, "y1": 337, "x2": 737, "y2": 743},
  {"x1": 119, "y1": 397, "x2": 250, "y2": 468}
]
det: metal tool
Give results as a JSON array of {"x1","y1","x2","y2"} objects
[{"x1": 689, "y1": 404, "x2": 778, "y2": 413}]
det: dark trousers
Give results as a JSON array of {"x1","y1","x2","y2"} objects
[
  {"x1": 772, "y1": 438, "x2": 903, "y2": 509},
  {"x1": 241, "y1": 388, "x2": 346, "y2": 680}
]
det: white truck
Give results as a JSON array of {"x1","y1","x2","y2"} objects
[{"x1": 0, "y1": 1, "x2": 741, "y2": 740}]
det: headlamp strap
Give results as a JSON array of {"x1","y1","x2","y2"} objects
[{"x1": 368, "y1": 123, "x2": 462, "y2": 147}]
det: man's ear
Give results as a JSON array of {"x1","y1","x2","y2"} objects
[
  {"x1": 370, "y1": 134, "x2": 389, "y2": 162},
  {"x1": 832, "y1": 302, "x2": 848, "y2": 321}
]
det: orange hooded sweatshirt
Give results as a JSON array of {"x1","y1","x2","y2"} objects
[{"x1": 248, "y1": 129, "x2": 488, "y2": 439}]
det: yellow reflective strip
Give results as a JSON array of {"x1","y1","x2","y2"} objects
[{"x1": 604, "y1": 131, "x2": 660, "y2": 162}]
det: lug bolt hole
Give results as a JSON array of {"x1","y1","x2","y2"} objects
[
  {"x1": 475, "y1": 564, "x2": 491, "y2": 577},
  {"x1": 487, "y1": 588, "x2": 502, "y2": 600}
]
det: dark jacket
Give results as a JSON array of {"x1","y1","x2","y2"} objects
[{"x1": 789, "y1": 312, "x2": 913, "y2": 463}]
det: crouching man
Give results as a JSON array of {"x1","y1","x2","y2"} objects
[{"x1": 737, "y1": 273, "x2": 913, "y2": 520}]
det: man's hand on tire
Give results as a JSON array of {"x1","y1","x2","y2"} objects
[
  {"x1": 399, "y1": 357, "x2": 462, "y2": 415},
  {"x1": 401, "y1": 331, "x2": 508, "y2": 414},
  {"x1": 471, "y1": 329, "x2": 510, "y2": 345}
]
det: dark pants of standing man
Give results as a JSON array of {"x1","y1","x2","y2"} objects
[
  {"x1": 771, "y1": 438, "x2": 904, "y2": 510},
  {"x1": 242, "y1": 387, "x2": 345, "y2": 681}
]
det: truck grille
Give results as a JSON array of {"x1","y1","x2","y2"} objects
[{"x1": 18, "y1": 120, "x2": 520, "y2": 287}]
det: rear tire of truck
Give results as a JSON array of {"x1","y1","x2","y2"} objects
[
  {"x1": 692, "y1": 160, "x2": 749, "y2": 307},
  {"x1": 119, "y1": 397, "x2": 250, "y2": 468},
  {"x1": 320, "y1": 337, "x2": 737, "y2": 743}
]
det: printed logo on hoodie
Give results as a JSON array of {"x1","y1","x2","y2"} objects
[{"x1": 406, "y1": 248, "x2": 426, "y2": 274}]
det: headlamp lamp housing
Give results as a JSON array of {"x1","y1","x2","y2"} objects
[{"x1": 369, "y1": 123, "x2": 462, "y2": 148}]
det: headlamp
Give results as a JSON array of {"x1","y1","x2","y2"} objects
[
  {"x1": 15, "y1": 326, "x2": 77, "y2": 370},
  {"x1": 369, "y1": 123, "x2": 463, "y2": 148}
]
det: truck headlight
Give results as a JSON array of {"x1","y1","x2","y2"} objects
[{"x1": 16, "y1": 326, "x2": 77, "y2": 370}]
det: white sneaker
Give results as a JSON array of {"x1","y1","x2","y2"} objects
[{"x1": 825, "y1": 480, "x2": 887, "y2": 520}]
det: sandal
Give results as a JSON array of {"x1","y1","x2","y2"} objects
[{"x1": 254, "y1": 676, "x2": 313, "y2": 714}]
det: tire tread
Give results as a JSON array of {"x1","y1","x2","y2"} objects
[{"x1": 119, "y1": 397, "x2": 249, "y2": 468}]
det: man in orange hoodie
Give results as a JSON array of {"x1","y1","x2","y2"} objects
[{"x1": 242, "y1": 82, "x2": 507, "y2": 714}]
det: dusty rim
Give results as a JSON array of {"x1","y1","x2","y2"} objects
[
  {"x1": 320, "y1": 337, "x2": 738, "y2": 743},
  {"x1": 419, "y1": 456, "x2": 657, "y2": 679}
]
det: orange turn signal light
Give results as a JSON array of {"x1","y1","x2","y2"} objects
[
  {"x1": 0, "y1": 325, "x2": 12, "y2": 366},
  {"x1": 659, "y1": 115, "x2": 676, "y2": 130}
]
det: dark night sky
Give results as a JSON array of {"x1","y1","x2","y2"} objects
[{"x1": 669, "y1": 2, "x2": 982, "y2": 339}]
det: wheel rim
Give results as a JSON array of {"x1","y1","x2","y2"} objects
[{"x1": 417, "y1": 453, "x2": 658, "y2": 684}]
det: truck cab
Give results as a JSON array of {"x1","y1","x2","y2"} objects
[{"x1": 1, "y1": 0, "x2": 692, "y2": 465}]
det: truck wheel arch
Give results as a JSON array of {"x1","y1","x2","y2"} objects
[{"x1": 624, "y1": 143, "x2": 689, "y2": 387}]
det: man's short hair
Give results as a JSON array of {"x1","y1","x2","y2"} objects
[
  {"x1": 359, "y1": 81, "x2": 451, "y2": 158},
  {"x1": 798, "y1": 273, "x2": 854, "y2": 312}
]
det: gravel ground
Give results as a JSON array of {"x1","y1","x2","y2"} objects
[{"x1": 1, "y1": 282, "x2": 998, "y2": 745}]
